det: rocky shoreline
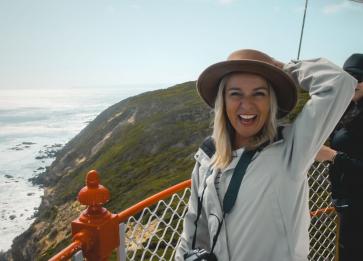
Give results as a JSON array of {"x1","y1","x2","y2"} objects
[
  {"x1": 0, "y1": 141, "x2": 64, "y2": 258},
  {"x1": 30, "y1": 143, "x2": 64, "y2": 186}
]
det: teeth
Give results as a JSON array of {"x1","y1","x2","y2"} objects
[{"x1": 240, "y1": 115, "x2": 256, "y2": 120}]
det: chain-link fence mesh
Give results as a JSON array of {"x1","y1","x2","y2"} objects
[
  {"x1": 122, "y1": 188, "x2": 191, "y2": 260},
  {"x1": 308, "y1": 162, "x2": 338, "y2": 261},
  {"x1": 122, "y1": 162, "x2": 337, "y2": 261}
]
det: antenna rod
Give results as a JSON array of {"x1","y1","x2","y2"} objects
[{"x1": 297, "y1": 0, "x2": 309, "y2": 60}]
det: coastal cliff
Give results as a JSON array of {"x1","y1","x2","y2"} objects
[{"x1": 4, "y1": 81, "x2": 213, "y2": 260}]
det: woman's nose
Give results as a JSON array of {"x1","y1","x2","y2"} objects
[{"x1": 239, "y1": 96, "x2": 254, "y2": 110}]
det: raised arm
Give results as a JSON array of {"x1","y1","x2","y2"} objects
[{"x1": 282, "y1": 58, "x2": 356, "y2": 178}]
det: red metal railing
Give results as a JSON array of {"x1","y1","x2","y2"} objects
[
  {"x1": 49, "y1": 170, "x2": 191, "y2": 261},
  {"x1": 116, "y1": 179, "x2": 191, "y2": 224},
  {"x1": 49, "y1": 240, "x2": 82, "y2": 260},
  {"x1": 310, "y1": 207, "x2": 335, "y2": 217},
  {"x1": 49, "y1": 170, "x2": 336, "y2": 260}
]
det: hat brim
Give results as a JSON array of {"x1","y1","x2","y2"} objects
[{"x1": 197, "y1": 60, "x2": 298, "y2": 118}]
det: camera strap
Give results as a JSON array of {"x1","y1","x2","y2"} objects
[
  {"x1": 192, "y1": 149, "x2": 257, "y2": 253},
  {"x1": 192, "y1": 181, "x2": 208, "y2": 249},
  {"x1": 222, "y1": 149, "x2": 256, "y2": 214},
  {"x1": 210, "y1": 149, "x2": 257, "y2": 254}
]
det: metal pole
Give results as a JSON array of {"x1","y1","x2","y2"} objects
[
  {"x1": 297, "y1": 0, "x2": 362, "y2": 60},
  {"x1": 297, "y1": 0, "x2": 309, "y2": 60}
]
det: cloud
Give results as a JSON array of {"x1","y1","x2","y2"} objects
[
  {"x1": 322, "y1": 1, "x2": 354, "y2": 14},
  {"x1": 218, "y1": 0, "x2": 235, "y2": 5},
  {"x1": 290, "y1": 4, "x2": 305, "y2": 15},
  {"x1": 272, "y1": 6, "x2": 281, "y2": 13},
  {"x1": 130, "y1": 3, "x2": 141, "y2": 9},
  {"x1": 105, "y1": 5, "x2": 116, "y2": 15}
]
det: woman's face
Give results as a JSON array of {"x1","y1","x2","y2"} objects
[
  {"x1": 352, "y1": 81, "x2": 363, "y2": 102},
  {"x1": 225, "y1": 73, "x2": 270, "y2": 149}
]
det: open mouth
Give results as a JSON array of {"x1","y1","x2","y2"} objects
[{"x1": 239, "y1": 114, "x2": 257, "y2": 125}]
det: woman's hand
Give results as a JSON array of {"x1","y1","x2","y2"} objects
[{"x1": 315, "y1": 145, "x2": 337, "y2": 162}]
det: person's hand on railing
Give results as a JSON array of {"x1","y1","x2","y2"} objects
[{"x1": 315, "y1": 145, "x2": 337, "y2": 163}]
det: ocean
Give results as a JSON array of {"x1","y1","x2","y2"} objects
[{"x1": 0, "y1": 85, "x2": 160, "y2": 252}]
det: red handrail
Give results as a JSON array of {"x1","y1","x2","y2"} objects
[
  {"x1": 50, "y1": 170, "x2": 336, "y2": 260},
  {"x1": 310, "y1": 207, "x2": 335, "y2": 217},
  {"x1": 116, "y1": 179, "x2": 191, "y2": 223},
  {"x1": 49, "y1": 240, "x2": 82, "y2": 261}
]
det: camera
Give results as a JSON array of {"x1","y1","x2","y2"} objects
[{"x1": 184, "y1": 249, "x2": 217, "y2": 261}]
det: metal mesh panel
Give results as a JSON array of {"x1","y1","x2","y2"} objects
[
  {"x1": 123, "y1": 162, "x2": 338, "y2": 261},
  {"x1": 308, "y1": 162, "x2": 337, "y2": 261},
  {"x1": 123, "y1": 188, "x2": 191, "y2": 260}
]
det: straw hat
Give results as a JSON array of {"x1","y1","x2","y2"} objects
[{"x1": 197, "y1": 49, "x2": 298, "y2": 118}]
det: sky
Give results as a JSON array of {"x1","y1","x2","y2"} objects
[{"x1": 0, "y1": 0, "x2": 362, "y2": 89}]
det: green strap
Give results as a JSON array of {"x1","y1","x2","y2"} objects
[{"x1": 222, "y1": 149, "x2": 256, "y2": 214}]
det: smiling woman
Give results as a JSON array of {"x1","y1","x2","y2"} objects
[
  {"x1": 175, "y1": 49, "x2": 357, "y2": 261},
  {"x1": 211, "y1": 72, "x2": 278, "y2": 169},
  {"x1": 223, "y1": 73, "x2": 275, "y2": 150}
]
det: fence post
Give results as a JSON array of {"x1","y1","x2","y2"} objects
[
  {"x1": 71, "y1": 170, "x2": 120, "y2": 261},
  {"x1": 117, "y1": 223, "x2": 127, "y2": 261}
]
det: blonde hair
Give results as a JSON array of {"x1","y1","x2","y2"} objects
[{"x1": 211, "y1": 73, "x2": 278, "y2": 169}]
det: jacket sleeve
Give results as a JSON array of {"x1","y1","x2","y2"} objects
[
  {"x1": 331, "y1": 152, "x2": 363, "y2": 176},
  {"x1": 282, "y1": 58, "x2": 356, "y2": 178},
  {"x1": 175, "y1": 155, "x2": 211, "y2": 260}
]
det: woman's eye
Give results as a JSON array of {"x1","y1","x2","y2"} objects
[
  {"x1": 230, "y1": 92, "x2": 241, "y2": 96},
  {"x1": 254, "y1": 91, "x2": 267, "y2": 96}
]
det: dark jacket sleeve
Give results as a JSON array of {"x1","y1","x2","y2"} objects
[{"x1": 331, "y1": 152, "x2": 363, "y2": 176}]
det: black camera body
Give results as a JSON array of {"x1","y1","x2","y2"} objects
[{"x1": 184, "y1": 249, "x2": 217, "y2": 261}]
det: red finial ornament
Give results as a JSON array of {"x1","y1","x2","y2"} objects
[
  {"x1": 71, "y1": 170, "x2": 119, "y2": 261},
  {"x1": 78, "y1": 170, "x2": 110, "y2": 207}
]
